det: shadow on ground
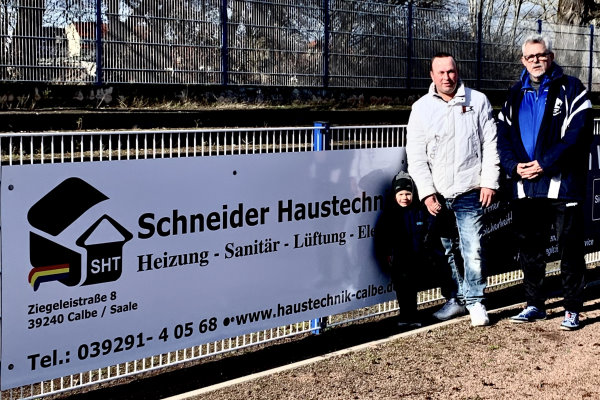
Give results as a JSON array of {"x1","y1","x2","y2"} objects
[{"x1": 63, "y1": 268, "x2": 600, "y2": 400}]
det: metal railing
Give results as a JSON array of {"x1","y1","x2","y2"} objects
[
  {"x1": 2, "y1": 1, "x2": 600, "y2": 90},
  {"x1": 1, "y1": 122, "x2": 599, "y2": 399}
]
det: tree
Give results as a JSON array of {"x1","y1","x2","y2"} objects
[{"x1": 556, "y1": 0, "x2": 600, "y2": 25}]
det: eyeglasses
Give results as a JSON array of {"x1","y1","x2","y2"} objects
[{"x1": 523, "y1": 52, "x2": 551, "y2": 62}]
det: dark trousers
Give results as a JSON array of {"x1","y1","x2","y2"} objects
[
  {"x1": 390, "y1": 264, "x2": 418, "y2": 319},
  {"x1": 513, "y1": 198, "x2": 586, "y2": 312}
]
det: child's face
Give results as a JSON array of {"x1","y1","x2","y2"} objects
[{"x1": 395, "y1": 190, "x2": 413, "y2": 207}]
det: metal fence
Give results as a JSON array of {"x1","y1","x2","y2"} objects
[
  {"x1": 1, "y1": 122, "x2": 600, "y2": 399},
  {"x1": 1, "y1": 1, "x2": 599, "y2": 90}
]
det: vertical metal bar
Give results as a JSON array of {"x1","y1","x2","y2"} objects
[
  {"x1": 96, "y1": 0, "x2": 103, "y2": 85},
  {"x1": 50, "y1": 137, "x2": 54, "y2": 164},
  {"x1": 185, "y1": 133, "x2": 188, "y2": 157},
  {"x1": 322, "y1": 0, "x2": 330, "y2": 88},
  {"x1": 477, "y1": 11, "x2": 482, "y2": 91},
  {"x1": 406, "y1": 1, "x2": 413, "y2": 90},
  {"x1": 221, "y1": 0, "x2": 228, "y2": 86},
  {"x1": 537, "y1": 19, "x2": 542, "y2": 34},
  {"x1": 258, "y1": 130, "x2": 262, "y2": 154},
  {"x1": 193, "y1": 132, "x2": 197, "y2": 157},
  {"x1": 311, "y1": 121, "x2": 330, "y2": 334},
  {"x1": 152, "y1": 134, "x2": 156, "y2": 159},
  {"x1": 589, "y1": 24, "x2": 594, "y2": 91},
  {"x1": 6, "y1": 137, "x2": 10, "y2": 165}
]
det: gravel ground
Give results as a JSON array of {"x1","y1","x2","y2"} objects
[
  {"x1": 63, "y1": 276, "x2": 600, "y2": 400},
  {"x1": 187, "y1": 296, "x2": 600, "y2": 400}
]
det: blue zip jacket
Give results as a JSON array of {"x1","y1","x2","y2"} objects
[
  {"x1": 519, "y1": 71, "x2": 550, "y2": 160},
  {"x1": 497, "y1": 63, "x2": 593, "y2": 201}
]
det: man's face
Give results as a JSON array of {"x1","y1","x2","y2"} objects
[
  {"x1": 522, "y1": 42, "x2": 554, "y2": 81},
  {"x1": 430, "y1": 56, "x2": 458, "y2": 100},
  {"x1": 395, "y1": 190, "x2": 413, "y2": 207}
]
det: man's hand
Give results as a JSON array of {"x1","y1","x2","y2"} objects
[
  {"x1": 480, "y1": 187, "x2": 496, "y2": 207},
  {"x1": 424, "y1": 194, "x2": 442, "y2": 216},
  {"x1": 516, "y1": 160, "x2": 543, "y2": 180}
]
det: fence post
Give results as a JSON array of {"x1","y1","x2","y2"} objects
[
  {"x1": 589, "y1": 24, "x2": 594, "y2": 91},
  {"x1": 537, "y1": 19, "x2": 542, "y2": 34},
  {"x1": 406, "y1": 1, "x2": 413, "y2": 90},
  {"x1": 95, "y1": 0, "x2": 103, "y2": 85},
  {"x1": 323, "y1": 0, "x2": 330, "y2": 89},
  {"x1": 311, "y1": 121, "x2": 330, "y2": 334},
  {"x1": 476, "y1": 11, "x2": 482, "y2": 91},
  {"x1": 221, "y1": 0, "x2": 229, "y2": 86},
  {"x1": 313, "y1": 121, "x2": 330, "y2": 151}
]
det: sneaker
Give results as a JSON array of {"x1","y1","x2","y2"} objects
[
  {"x1": 467, "y1": 302, "x2": 489, "y2": 327},
  {"x1": 510, "y1": 306, "x2": 547, "y2": 323},
  {"x1": 560, "y1": 311, "x2": 580, "y2": 331},
  {"x1": 432, "y1": 298, "x2": 466, "y2": 321}
]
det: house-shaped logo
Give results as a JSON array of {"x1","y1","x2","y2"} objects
[
  {"x1": 76, "y1": 215, "x2": 132, "y2": 285},
  {"x1": 27, "y1": 177, "x2": 132, "y2": 291}
]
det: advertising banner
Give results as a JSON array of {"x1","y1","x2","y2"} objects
[
  {"x1": 584, "y1": 135, "x2": 600, "y2": 253},
  {"x1": 0, "y1": 148, "x2": 404, "y2": 389}
]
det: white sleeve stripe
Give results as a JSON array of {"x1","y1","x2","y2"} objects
[
  {"x1": 571, "y1": 90, "x2": 588, "y2": 112},
  {"x1": 561, "y1": 99, "x2": 592, "y2": 138},
  {"x1": 547, "y1": 174, "x2": 562, "y2": 199},
  {"x1": 498, "y1": 111, "x2": 512, "y2": 126},
  {"x1": 517, "y1": 181, "x2": 525, "y2": 198}
]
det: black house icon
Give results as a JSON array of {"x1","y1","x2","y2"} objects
[
  {"x1": 27, "y1": 177, "x2": 109, "y2": 290},
  {"x1": 76, "y1": 215, "x2": 133, "y2": 286}
]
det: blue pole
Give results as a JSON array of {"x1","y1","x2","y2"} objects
[
  {"x1": 589, "y1": 24, "x2": 594, "y2": 91},
  {"x1": 322, "y1": 0, "x2": 330, "y2": 89},
  {"x1": 537, "y1": 19, "x2": 542, "y2": 34},
  {"x1": 313, "y1": 121, "x2": 330, "y2": 151},
  {"x1": 221, "y1": 0, "x2": 228, "y2": 86},
  {"x1": 311, "y1": 121, "x2": 330, "y2": 334},
  {"x1": 95, "y1": 0, "x2": 103, "y2": 85},
  {"x1": 406, "y1": 2, "x2": 413, "y2": 90}
]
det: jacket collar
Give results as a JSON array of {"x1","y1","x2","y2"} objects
[
  {"x1": 429, "y1": 80, "x2": 466, "y2": 105},
  {"x1": 519, "y1": 62, "x2": 564, "y2": 91}
]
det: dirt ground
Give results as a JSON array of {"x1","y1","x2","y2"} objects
[
  {"x1": 189, "y1": 296, "x2": 600, "y2": 400},
  {"x1": 63, "y1": 279, "x2": 600, "y2": 400}
]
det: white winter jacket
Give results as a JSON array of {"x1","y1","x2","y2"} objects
[{"x1": 406, "y1": 82, "x2": 500, "y2": 200}]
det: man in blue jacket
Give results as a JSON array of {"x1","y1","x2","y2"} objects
[{"x1": 497, "y1": 35, "x2": 593, "y2": 330}]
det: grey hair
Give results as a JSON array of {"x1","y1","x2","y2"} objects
[{"x1": 522, "y1": 35, "x2": 553, "y2": 55}]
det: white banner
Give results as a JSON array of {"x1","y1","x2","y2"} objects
[{"x1": 0, "y1": 148, "x2": 404, "y2": 389}]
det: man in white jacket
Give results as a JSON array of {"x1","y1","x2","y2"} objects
[{"x1": 406, "y1": 52, "x2": 500, "y2": 326}]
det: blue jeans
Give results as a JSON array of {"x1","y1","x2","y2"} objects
[{"x1": 440, "y1": 190, "x2": 486, "y2": 306}]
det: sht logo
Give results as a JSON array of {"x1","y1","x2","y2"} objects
[{"x1": 27, "y1": 178, "x2": 132, "y2": 291}]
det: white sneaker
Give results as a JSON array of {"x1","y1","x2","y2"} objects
[{"x1": 468, "y1": 302, "x2": 489, "y2": 327}]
